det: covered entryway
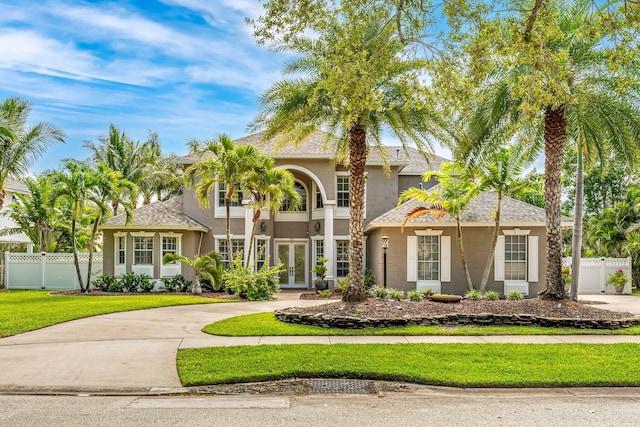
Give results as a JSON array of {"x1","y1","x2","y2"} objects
[{"x1": 276, "y1": 240, "x2": 308, "y2": 288}]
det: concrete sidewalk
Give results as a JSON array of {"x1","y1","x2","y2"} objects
[{"x1": 1, "y1": 292, "x2": 639, "y2": 392}]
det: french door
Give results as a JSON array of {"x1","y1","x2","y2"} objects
[{"x1": 276, "y1": 240, "x2": 307, "y2": 288}]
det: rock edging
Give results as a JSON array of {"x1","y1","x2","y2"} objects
[{"x1": 274, "y1": 310, "x2": 640, "y2": 330}]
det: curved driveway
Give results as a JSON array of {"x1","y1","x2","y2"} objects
[{"x1": 1, "y1": 293, "x2": 640, "y2": 392}]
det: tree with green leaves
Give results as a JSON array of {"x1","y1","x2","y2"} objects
[
  {"x1": 184, "y1": 134, "x2": 259, "y2": 264},
  {"x1": 162, "y1": 251, "x2": 223, "y2": 295},
  {"x1": 0, "y1": 97, "x2": 64, "y2": 209},
  {"x1": 244, "y1": 154, "x2": 300, "y2": 267},
  {"x1": 1, "y1": 175, "x2": 60, "y2": 252},
  {"x1": 474, "y1": 146, "x2": 539, "y2": 291},
  {"x1": 446, "y1": 0, "x2": 640, "y2": 300},
  {"x1": 250, "y1": 8, "x2": 441, "y2": 302},
  {"x1": 399, "y1": 162, "x2": 480, "y2": 291}
]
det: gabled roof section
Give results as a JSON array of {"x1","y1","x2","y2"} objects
[
  {"x1": 101, "y1": 196, "x2": 208, "y2": 231},
  {"x1": 175, "y1": 131, "x2": 448, "y2": 172},
  {"x1": 366, "y1": 190, "x2": 572, "y2": 230},
  {"x1": 5, "y1": 178, "x2": 29, "y2": 194}
]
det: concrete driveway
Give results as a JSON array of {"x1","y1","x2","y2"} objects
[{"x1": 1, "y1": 293, "x2": 640, "y2": 392}]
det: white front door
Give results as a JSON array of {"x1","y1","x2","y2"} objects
[{"x1": 276, "y1": 241, "x2": 307, "y2": 288}]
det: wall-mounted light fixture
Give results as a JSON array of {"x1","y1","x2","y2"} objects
[
  {"x1": 314, "y1": 222, "x2": 321, "y2": 232},
  {"x1": 260, "y1": 221, "x2": 267, "y2": 232}
]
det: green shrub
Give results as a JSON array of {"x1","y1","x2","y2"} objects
[
  {"x1": 92, "y1": 275, "x2": 118, "y2": 292},
  {"x1": 465, "y1": 289, "x2": 482, "y2": 300},
  {"x1": 422, "y1": 288, "x2": 434, "y2": 299},
  {"x1": 484, "y1": 290, "x2": 499, "y2": 300},
  {"x1": 317, "y1": 289, "x2": 333, "y2": 299},
  {"x1": 119, "y1": 272, "x2": 139, "y2": 292},
  {"x1": 408, "y1": 289, "x2": 421, "y2": 301},
  {"x1": 335, "y1": 277, "x2": 349, "y2": 294},
  {"x1": 369, "y1": 285, "x2": 388, "y2": 298},
  {"x1": 222, "y1": 253, "x2": 283, "y2": 301},
  {"x1": 137, "y1": 274, "x2": 155, "y2": 292},
  {"x1": 161, "y1": 275, "x2": 191, "y2": 292},
  {"x1": 507, "y1": 289, "x2": 523, "y2": 300},
  {"x1": 364, "y1": 268, "x2": 376, "y2": 290},
  {"x1": 388, "y1": 288, "x2": 404, "y2": 301}
]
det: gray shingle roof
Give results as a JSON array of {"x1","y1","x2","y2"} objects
[
  {"x1": 175, "y1": 131, "x2": 446, "y2": 174},
  {"x1": 366, "y1": 190, "x2": 572, "y2": 229},
  {"x1": 101, "y1": 196, "x2": 208, "y2": 231},
  {"x1": 5, "y1": 178, "x2": 29, "y2": 194}
]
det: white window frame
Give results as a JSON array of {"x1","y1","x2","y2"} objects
[
  {"x1": 215, "y1": 236, "x2": 246, "y2": 269},
  {"x1": 130, "y1": 231, "x2": 155, "y2": 277},
  {"x1": 495, "y1": 229, "x2": 537, "y2": 296},
  {"x1": 215, "y1": 182, "x2": 246, "y2": 218},
  {"x1": 311, "y1": 181, "x2": 325, "y2": 220},
  {"x1": 160, "y1": 233, "x2": 182, "y2": 277},
  {"x1": 407, "y1": 229, "x2": 450, "y2": 293},
  {"x1": 311, "y1": 237, "x2": 324, "y2": 281},
  {"x1": 335, "y1": 172, "x2": 366, "y2": 219},
  {"x1": 255, "y1": 237, "x2": 271, "y2": 271},
  {"x1": 113, "y1": 232, "x2": 127, "y2": 276},
  {"x1": 335, "y1": 238, "x2": 349, "y2": 279},
  {"x1": 276, "y1": 179, "x2": 309, "y2": 222}
]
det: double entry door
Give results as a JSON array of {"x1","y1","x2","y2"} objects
[{"x1": 276, "y1": 240, "x2": 307, "y2": 288}]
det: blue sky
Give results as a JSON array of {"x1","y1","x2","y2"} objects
[{"x1": 0, "y1": 0, "x2": 451, "y2": 173}]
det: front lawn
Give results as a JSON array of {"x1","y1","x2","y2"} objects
[
  {"x1": 178, "y1": 343, "x2": 640, "y2": 387},
  {"x1": 0, "y1": 290, "x2": 231, "y2": 337},
  {"x1": 203, "y1": 312, "x2": 640, "y2": 336}
]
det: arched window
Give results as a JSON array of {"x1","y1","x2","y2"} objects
[{"x1": 280, "y1": 181, "x2": 307, "y2": 212}]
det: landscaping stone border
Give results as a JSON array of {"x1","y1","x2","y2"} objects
[{"x1": 275, "y1": 310, "x2": 640, "y2": 330}]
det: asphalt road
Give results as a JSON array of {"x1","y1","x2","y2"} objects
[{"x1": 1, "y1": 388, "x2": 640, "y2": 427}]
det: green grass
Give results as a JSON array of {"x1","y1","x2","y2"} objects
[
  {"x1": 203, "y1": 312, "x2": 640, "y2": 336},
  {"x1": 177, "y1": 343, "x2": 640, "y2": 387},
  {"x1": 0, "y1": 290, "x2": 232, "y2": 337}
]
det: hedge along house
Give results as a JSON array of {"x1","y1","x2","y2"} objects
[{"x1": 101, "y1": 131, "x2": 566, "y2": 295}]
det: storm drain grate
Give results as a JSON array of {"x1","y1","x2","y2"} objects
[{"x1": 303, "y1": 379, "x2": 374, "y2": 394}]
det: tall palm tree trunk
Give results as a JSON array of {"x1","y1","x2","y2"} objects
[
  {"x1": 85, "y1": 219, "x2": 100, "y2": 292},
  {"x1": 226, "y1": 193, "x2": 232, "y2": 269},
  {"x1": 71, "y1": 219, "x2": 86, "y2": 292},
  {"x1": 570, "y1": 144, "x2": 584, "y2": 301},
  {"x1": 343, "y1": 119, "x2": 368, "y2": 303},
  {"x1": 480, "y1": 193, "x2": 503, "y2": 292},
  {"x1": 456, "y1": 215, "x2": 474, "y2": 291},
  {"x1": 539, "y1": 106, "x2": 567, "y2": 301},
  {"x1": 246, "y1": 214, "x2": 259, "y2": 269}
]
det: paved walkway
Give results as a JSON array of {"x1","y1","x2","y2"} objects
[{"x1": 1, "y1": 292, "x2": 639, "y2": 392}]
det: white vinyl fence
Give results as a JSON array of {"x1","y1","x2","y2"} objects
[
  {"x1": 4, "y1": 252, "x2": 103, "y2": 290},
  {"x1": 563, "y1": 257, "x2": 632, "y2": 294}
]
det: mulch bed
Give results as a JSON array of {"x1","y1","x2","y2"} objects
[
  {"x1": 293, "y1": 295, "x2": 637, "y2": 321},
  {"x1": 49, "y1": 290, "x2": 240, "y2": 299}
]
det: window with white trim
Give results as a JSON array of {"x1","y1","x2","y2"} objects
[
  {"x1": 116, "y1": 235, "x2": 126, "y2": 265},
  {"x1": 336, "y1": 240, "x2": 349, "y2": 277},
  {"x1": 133, "y1": 236, "x2": 153, "y2": 265},
  {"x1": 417, "y1": 235, "x2": 439, "y2": 281},
  {"x1": 336, "y1": 176, "x2": 349, "y2": 208},
  {"x1": 281, "y1": 181, "x2": 306, "y2": 212},
  {"x1": 162, "y1": 236, "x2": 178, "y2": 263},
  {"x1": 218, "y1": 183, "x2": 243, "y2": 207},
  {"x1": 314, "y1": 240, "x2": 324, "y2": 264},
  {"x1": 315, "y1": 186, "x2": 323, "y2": 209},
  {"x1": 255, "y1": 239, "x2": 268, "y2": 270},
  {"x1": 504, "y1": 235, "x2": 527, "y2": 280},
  {"x1": 219, "y1": 239, "x2": 245, "y2": 269}
]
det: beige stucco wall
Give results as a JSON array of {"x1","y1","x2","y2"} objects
[{"x1": 367, "y1": 225, "x2": 547, "y2": 295}]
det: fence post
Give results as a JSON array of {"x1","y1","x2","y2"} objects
[
  {"x1": 40, "y1": 252, "x2": 46, "y2": 290},
  {"x1": 600, "y1": 257, "x2": 606, "y2": 293},
  {"x1": 3, "y1": 251, "x2": 8, "y2": 288}
]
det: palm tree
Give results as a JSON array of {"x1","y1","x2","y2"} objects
[
  {"x1": 84, "y1": 124, "x2": 158, "y2": 214},
  {"x1": 0, "y1": 97, "x2": 65, "y2": 209},
  {"x1": 139, "y1": 153, "x2": 183, "y2": 205},
  {"x1": 162, "y1": 251, "x2": 223, "y2": 295},
  {"x1": 51, "y1": 161, "x2": 105, "y2": 292},
  {"x1": 244, "y1": 154, "x2": 300, "y2": 267},
  {"x1": 458, "y1": 0, "x2": 640, "y2": 300},
  {"x1": 250, "y1": 21, "x2": 441, "y2": 302},
  {"x1": 0, "y1": 175, "x2": 60, "y2": 252},
  {"x1": 474, "y1": 146, "x2": 538, "y2": 291},
  {"x1": 184, "y1": 134, "x2": 259, "y2": 264},
  {"x1": 399, "y1": 162, "x2": 480, "y2": 291}
]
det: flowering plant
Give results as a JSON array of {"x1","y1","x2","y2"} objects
[{"x1": 606, "y1": 269, "x2": 628, "y2": 289}]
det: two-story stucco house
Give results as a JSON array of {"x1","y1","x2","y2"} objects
[{"x1": 101, "y1": 132, "x2": 569, "y2": 296}]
